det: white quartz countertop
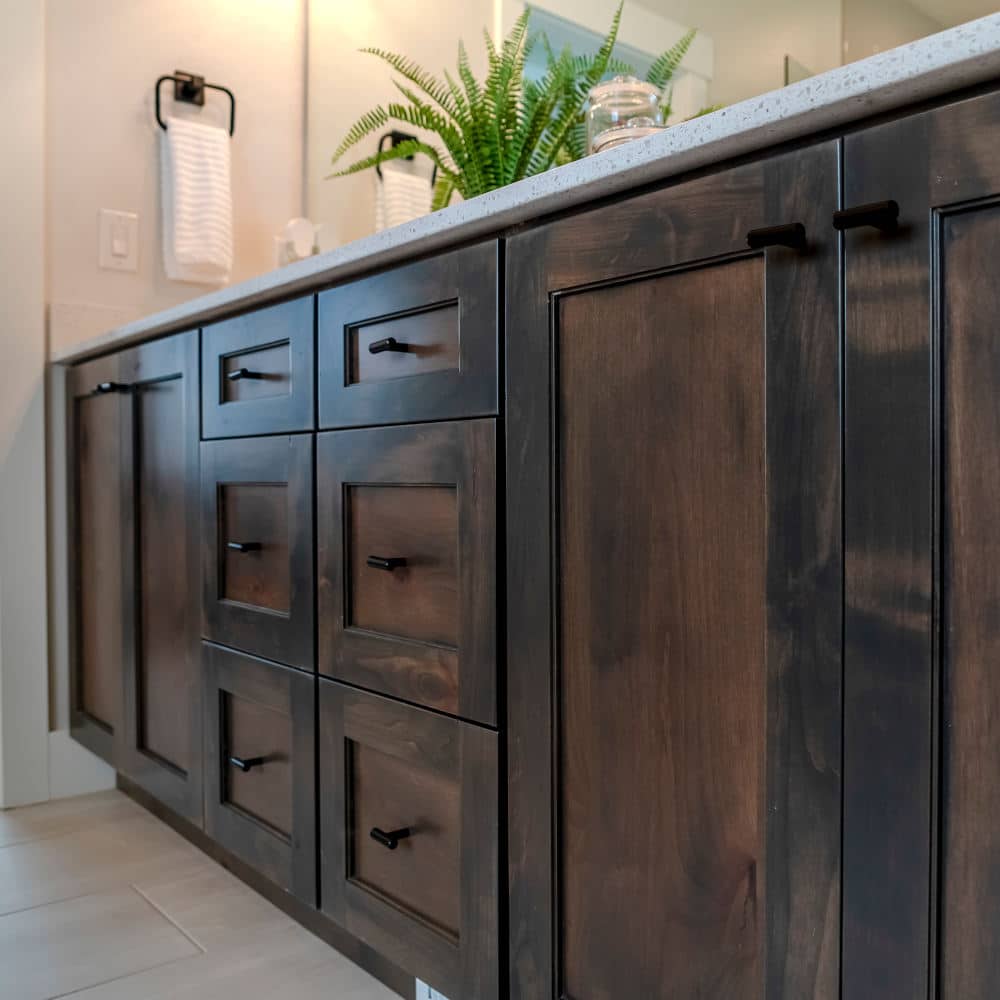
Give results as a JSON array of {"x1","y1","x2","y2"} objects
[{"x1": 55, "y1": 13, "x2": 1000, "y2": 364}]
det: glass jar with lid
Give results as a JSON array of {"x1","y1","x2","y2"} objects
[{"x1": 587, "y1": 75, "x2": 664, "y2": 154}]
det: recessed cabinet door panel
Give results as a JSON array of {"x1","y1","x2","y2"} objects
[
  {"x1": 67, "y1": 355, "x2": 125, "y2": 764},
  {"x1": 507, "y1": 142, "x2": 842, "y2": 999},
  {"x1": 841, "y1": 88, "x2": 1000, "y2": 1000},
  {"x1": 941, "y1": 204, "x2": 1000, "y2": 998},
  {"x1": 118, "y1": 331, "x2": 203, "y2": 824},
  {"x1": 201, "y1": 435, "x2": 314, "y2": 670}
]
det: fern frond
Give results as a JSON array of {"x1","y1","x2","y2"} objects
[
  {"x1": 431, "y1": 174, "x2": 457, "y2": 212},
  {"x1": 360, "y1": 48, "x2": 456, "y2": 115},
  {"x1": 330, "y1": 106, "x2": 391, "y2": 164},
  {"x1": 645, "y1": 28, "x2": 696, "y2": 92},
  {"x1": 326, "y1": 138, "x2": 457, "y2": 183}
]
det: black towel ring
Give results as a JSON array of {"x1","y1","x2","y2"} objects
[
  {"x1": 376, "y1": 129, "x2": 437, "y2": 187},
  {"x1": 155, "y1": 71, "x2": 236, "y2": 137}
]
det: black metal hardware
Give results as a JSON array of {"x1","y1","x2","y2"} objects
[
  {"x1": 227, "y1": 541, "x2": 261, "y2": 553},
  {"x1": 370, "y1": 826, "x2": 412, "y2": 850},
  {"x1": 156, "y1": 70, "x2": 236, "y2": 136},
  {"x1": 746, "y1": 222, "x2": 807, "y2": 251},
  {"x1": 367, "y1": 555, "x2": 407, "y2": 571},
  {"x1": 368, "y1": 337, "x2": 409, "y2": 355},
  {"x1": 832, "y1": 200, "x2": 899, "y2": 233},
  {"x1": 229, "y1": 755, "x2": 265, "y2": 773},
  {"x1": 94, "y1": 381, "x2": 129, "y2": 394},
  {"x1": 375, "y1": 130, "x2": 437, "y2": 187},
  {"x1": 226, "y1": 367, "x2": 261, "y2": 381}
]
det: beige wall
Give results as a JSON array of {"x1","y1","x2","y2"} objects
[
  {"x1": 637, "y1": 0, "x2": 842, "y2": 106},
  {"x1": 46, "y1": 0, "x2": 307, "y2": 354},
  {"x1": 307, "y1": 0, "x2": 493, "y2": 252},
  {"x1": 843, "y1": 0, "x2": 943, "y2": 62},
  {"x1": 0, "y1": 0, "x2": 50, "y2": 808}
]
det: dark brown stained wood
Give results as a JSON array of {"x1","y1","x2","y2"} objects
[
  {"x1": 841, "y1": 88, "x2": 1000, "y2": 1000},
  {"x1": 224, "y1": 691, "x2": 293, "y2": 837},
  {"x1": 317, "y1": 421, "x2": 496, "y2": 725},
  {"x1": 202, "y1": 295, "x2": 314, "y2": 438},
  {"x1": 318, "y1": 242, "x2": 498, "y2": 428},
  {"x1": 220, "y1": 485, "x2": 291, "y2": 612},
  {"x1": 67, "y1": 354, "x2": 124, "y2": 763},
  {"x1": 320, "y1": 680, "x2": 498, "y2": 999},
  {"x1": 348, "y1": 485, "x2": 458, "y2": 647},
  {"x1": 558, "y1": 262, "x2": 766, "y2": 998},
  {"x1": 940, "y1": 205, "x2": 1000, "y2": 997},
  {"x1": 350, "y1": 305, "x2": 460, "y2": 384},
  {"x1": 506, "y1": 141, "x2": 842, "y2": 999},
  {"x1": 221, "y1": 342, "x2": 292, "y2": 404},
  {"x1": 118, "y1": 331, "x2": 203, "y2": 825},
  {"x1": 203, "y1": 642, "x2": 315, "y2": 902},
  {"x1": 201, "y1": 435, "x2": 314, "y2": 670}
]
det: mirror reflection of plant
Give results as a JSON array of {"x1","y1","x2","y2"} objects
[{"x1": 328, "y1": 5, "x2": 624, "y2": 210}]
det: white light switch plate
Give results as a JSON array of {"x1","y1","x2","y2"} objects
[
  {"x1": 98, "y1": 208, "x2": 138, "y2": 272},
  {"x1": 415, "y1": 980, "x2": 448, "y2": 1000}
]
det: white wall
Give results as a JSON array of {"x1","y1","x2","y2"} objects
[
  {"x1": 843, "y1": 0, "x2": 943, "y2": 62},
  {"x1": 46, "y1": 0, "x2": 307, "y2": 355},
  {"x1": 636, "y1": 0, "x2": 842, "y2": 107},
  {"x1": 307, "y1": 0, "x2": 497, "y2": 252},
  {"x1": 0, "y1": 1, "x2": 51, "y2": 808}
]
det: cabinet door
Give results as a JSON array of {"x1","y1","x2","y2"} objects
[
  {"x1": 67, "y1": 356, "x2": 127, "y2": 763},
  {"x1": 506, "y1": 143, "x2": 841, "y2": 999},
  {"x1": 117, "y1": 332, "x2": 202, "y2": 824},
  {"x1": 842, "y1": 87, "x2": 1000, "y2": 1000}
]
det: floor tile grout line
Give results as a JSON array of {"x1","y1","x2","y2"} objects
[
  {"x1": 129, "y1": 882, "x2": 208, "y2": 954},
  {"x1": 0, "y1": 889, "x2": 101, "y2": 921},
  {"x1": 46, "y1": 950, "x2": 207, "y2": 1000}
]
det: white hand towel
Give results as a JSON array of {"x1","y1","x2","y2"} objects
[
  {"x1": 160, "y1": 115, "x2": 233, "y2": 285},
  {"x1": 375, "y1": 163, "x2": 432, "y2": 233}
]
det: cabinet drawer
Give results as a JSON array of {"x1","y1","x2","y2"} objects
[
  {"x1": 318, "y1": 242, "x2": 498, "y2": 428},
  {"x1": 317, "y1": 420, "x2": 496, "y2": 724},
  {"x1": 204, "y1": 643, "x2": 315, "y2": 902},
  {"x1": 320, "y1": 681, "x2": 498, "y2": 999},
  {"x1": 202, "y1": 296, "x2": 315, "y2": 438},
  {"x1": 201, "y1": 436, "x2": 314, "y2": 669}
]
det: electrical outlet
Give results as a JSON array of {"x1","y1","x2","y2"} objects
[{"x1": 415, "y1": 980, "x2": 449, "y2": 1000}]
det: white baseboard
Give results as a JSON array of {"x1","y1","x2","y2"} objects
[{"x1": 47, "y1": 729, "x2": 115, "y2": 800}]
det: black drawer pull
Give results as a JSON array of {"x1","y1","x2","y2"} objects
[
  {"x1": 368, "y1": 336, "x2": 409, "y2": 355},
  {"x1": 366, "y1": 555, "x2": 407, "y2": 572},
  {"x1": 833, "y1": 200, "x2": 899, "y2": 233},
  {"x1": 746, "y1": 222, "x2": 807, "y2": 251},
  {"x1": 94, "y1": 381, "x2": 129, "y2": 394},
  {"x1": 229, "y1": 755, "x2": 266, "y2": 772},
  {"x1": 227, "y1": 541, "x2": 261, "y2": 553},
  {"x1": 370, "y1": 826, "x2": 412, "y2": 850},
  {"x1": 226, "y1": 367, "x2": 263, "y2": 381}
]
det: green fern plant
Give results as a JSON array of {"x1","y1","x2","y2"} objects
[{"x1": 328, "y1": 5, "x2": 624, "y2": 211}]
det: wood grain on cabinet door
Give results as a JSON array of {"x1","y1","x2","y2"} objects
[
  {"x1": 507, "y1": 140, "x2": 842, "y2": 1000},
  {"x1": 68, "y1": 355, "x2": 125, "y2": 764},
  {"x1": 940, "y1": 204, "x2": 1000, "y2": 998}
]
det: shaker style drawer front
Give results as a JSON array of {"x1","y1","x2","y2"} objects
[
  {"x1": 318, "y1": 242, "x2": 499, "y2": 428},
  {"x1": 201, "y1": 435, "x2": 314, "y2": 669},
  {"x1": 204, "y1": 643, "x2": 315, "y2": 902},
  {"x1": 202, "y1": 296, "x2": 315, "y2": 438},
  {"x1": 320, "y1": 681, "x2": 498, "y2": 1000},
  {"x1": 317, "y1": 420, "x2": 496, "y2": 725}
]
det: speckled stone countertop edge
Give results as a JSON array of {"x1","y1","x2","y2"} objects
[{"x1": 53, "y1": 13, "x2": 1000, "y2": 364}]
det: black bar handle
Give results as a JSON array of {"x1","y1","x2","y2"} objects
[
  {"x1": 94, "y1": 381, "x2": 130, "y2": 394},
  {"x1": 227, "y1": 541, "x2": 261, "y2": 553},
  {"x1": 369, "y1": 337, "x2": 409, "y2": 355},
  {"x1": 226, "y1": 367, "x2": 262, "y2": 381},
  {"x1": 366, "y1": 555, "x2": 407, "y2": 571},
  {"x1": 229, "y1": 755, "x2": 265, "y2": 773},
  {"x1": 832, "y1": 200, "x2": 899, "y2": 233},
  {"x1": 746, "y1": 222, "x2": 807, "y2": 251},
  {"x1": 370, "y1": 826, "x2": 412, "y2": 850}
]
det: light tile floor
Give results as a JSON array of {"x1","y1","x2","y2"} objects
[{"x1": 0, "y1": 790, "x2": 400, "y2": 1000}]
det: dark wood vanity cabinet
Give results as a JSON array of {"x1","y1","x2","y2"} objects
[{"x1": 506, "y1": 143, "x2": 843, "y2": 999}]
